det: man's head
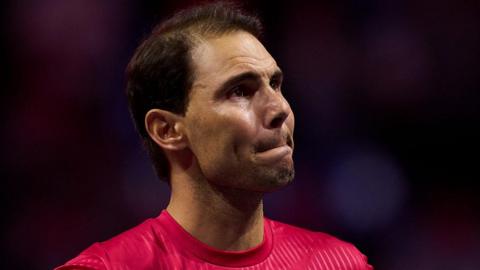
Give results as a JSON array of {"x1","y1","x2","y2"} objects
[{"x1": 126, "y1": 2, "x2": 294, "y2": 191}]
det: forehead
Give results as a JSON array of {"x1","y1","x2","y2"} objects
[{"x1": 190, "y1": 31, "x2": 278, "y2": 88}]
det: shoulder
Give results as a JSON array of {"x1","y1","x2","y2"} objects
[
  {"x1": 267, "y1": 218, "x2": 342, "y2": 245},
  {"x1": 267, "y1": 218, "x2": 373, "y2": 269},
  {"x1": 55, "y1": 244, "x2": 107, "y2": 270},
  {"x1": 56, "y1": 217, "x2": 165, "y2": 270},
  {"x1": 97, "y1": 217, "x2": 163, "y2": 252}
]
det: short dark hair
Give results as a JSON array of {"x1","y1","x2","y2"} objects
[{"x1": 126, "y1": 2, "x2": 263, "y2": 181}]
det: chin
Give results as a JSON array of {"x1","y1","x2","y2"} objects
[
  {"x1": 206, "y1": 161, "x2": 295, "y2": 193},
  {"x1": 252, "y1": 166, "x2": 295, "y2": 193}
]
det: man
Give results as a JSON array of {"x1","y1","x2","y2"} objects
[{"x1": 57, "y1": 2, "x2": 372, "y2": 269}]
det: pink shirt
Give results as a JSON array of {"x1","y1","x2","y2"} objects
[{"x1": 56, "y1": 210, "x2": 373, "y2": 269}]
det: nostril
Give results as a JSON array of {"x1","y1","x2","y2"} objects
[{"x1": 269, "y1": 112, "x2": 287, "y2": 129}]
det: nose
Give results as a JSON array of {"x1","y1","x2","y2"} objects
[
  {"x1": 269, "y1": 109, "x2": 288, "y2": 129},
  {"x1": 263, "y1": 91, "x2": 291, "y2": 129}
]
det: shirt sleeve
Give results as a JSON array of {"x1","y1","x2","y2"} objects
[{"x1": 54, "y1": 253, "x2": 107, "y2": 270}]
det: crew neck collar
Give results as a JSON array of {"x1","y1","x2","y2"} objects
[{"x1": 157, "y1": 210, "x2": 273, "y2": 267}]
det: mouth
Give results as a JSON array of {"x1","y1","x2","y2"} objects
[
  {"x1": 286, "y1": 136, "x2": 293, "y2": 149},
  {"x1": 255, "y1": 134, "x2": 294, "y2": 153},
  {"x1": 254, "y1": 137, "x2": 293, "y2": 164}
]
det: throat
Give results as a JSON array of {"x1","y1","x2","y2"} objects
[{"x1": 167, "y1": 183, "x2": 265, "y2": 251}]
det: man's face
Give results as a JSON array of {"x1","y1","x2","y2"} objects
[{"x1": 182, "y1": 31, "x2": 295, "y2": 192}]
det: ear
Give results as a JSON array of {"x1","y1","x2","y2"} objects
[{"x1": 145, "y1": 109, "x2": 187, "y2": 151}]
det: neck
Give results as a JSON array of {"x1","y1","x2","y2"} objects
[{"x1": 167, "y1": 168, "x2": 264, "y2": 251}]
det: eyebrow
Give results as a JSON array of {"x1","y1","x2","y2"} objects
[{"x1": 215, "y1": 68, "x2": 283, "y2": 97}]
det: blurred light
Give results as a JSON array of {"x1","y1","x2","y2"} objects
[{"x1": 324, "y1": 144, "x2": 408, "y2": 232}]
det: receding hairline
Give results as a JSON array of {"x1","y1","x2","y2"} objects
[{"x1": 188, "y1": 30, "x2": 276, "y2": 82}]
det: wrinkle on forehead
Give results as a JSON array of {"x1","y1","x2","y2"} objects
[
  {"x1": 191, "y1": 31, "x2": 278, "y2": 89},
  {"x1": 224, "y1": 58, "x2": 278, "y2": 80},
  {"x1": 225, "y1": 55, "x2": 277, "y2": 71}
]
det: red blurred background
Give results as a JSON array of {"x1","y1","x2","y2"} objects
[{"x1": 1, "y1": 0, "x2": 479, "y2": 269}]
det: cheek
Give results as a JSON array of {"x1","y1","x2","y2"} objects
[
  {"x1": 219, "y1": 109, "x2": 258, "y2": 148},
  {"x1": 186, "y1": 110, "x2": 259, "y2": 180},
  {"x1": 188, "y1": 110, "x2": 257, "y2": 157}
]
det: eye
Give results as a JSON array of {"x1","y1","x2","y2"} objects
[
  {"x1": 232, "y1": 85, "x2": 247, "y2": 97},
  {"x1": 269, "y1": 77, "x2": 282, "y2": 90},
  {"x1": 229, "y1": 84, "x2": 255, "y2": 98}
]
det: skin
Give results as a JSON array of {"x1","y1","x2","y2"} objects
[{"x1": 146, "y1": 30, "x2": 295, "y2": 251}]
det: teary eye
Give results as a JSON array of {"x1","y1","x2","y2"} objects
[{"x1": 232, "y1": 85, "x2": 247, "y2": 97}]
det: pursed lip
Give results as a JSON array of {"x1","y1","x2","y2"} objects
[
  {"x1": 255, "y1": 134, "x2": 293, "y2": 153},
  {"x1": 253, "y1": 143, "x2": 293, "y2": 164}
]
